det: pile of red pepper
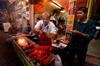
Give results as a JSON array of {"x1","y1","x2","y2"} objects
[
  {"x1": 22, "y1": 44, "x2": 52, "y2": 66},
  {"x1": 23, "y1": 44, "x2": 33, "y2": 50},
  {"x1": 23, "y1": 44, "x2": 34, "y2": 54},
  {"x1": 29, "y1": 45, "x2": 51, "y2": 66}
]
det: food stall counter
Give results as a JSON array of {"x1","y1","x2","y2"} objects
[{"x1": 12, "y1": 36, "x2": 55, "y2": 66}]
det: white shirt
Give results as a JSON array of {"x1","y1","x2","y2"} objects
[
  {"x1": 17, "y1": 18, "x2": 23, "y2": 28},
  {"x1": 35, "y1": 20, "x2": 56, "y2": 34}
]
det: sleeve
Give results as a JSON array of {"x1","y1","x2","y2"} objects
[
  {"x1": 86, "y1": 22, "x2": 96, "y2": 40},
  {"x1": 19, "y1": 19, "x2": 23, "y2": 25},
  {"x1": 22, "y1": 27, "x2": 26, "y2": 33},
  {"x1": 8, "y1": 27, "x2": 11, "y2": 34},
  {"x1": 30, "y1": 27, "x2": 32, "y2": 31},
  {"x1": 50, "y1": 24, "x2": 57, "y2": 34},
  {"x1": 35, "y1": 21, "x2": 41, "y2": 29}
]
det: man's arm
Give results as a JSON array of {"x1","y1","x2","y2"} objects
[
  {"x1": 72, "y1": 24, "x2": 96, "y2": 40},
  {"x1": 20, "y1": 19, "x2": 23, "y2": 27},
  {"x1": 29, "y1": 30, "x2": 32, "y2": 33},
  {"x1": 45, "y1": 32, "x2": 57, "y2": 40},
  {"x1": 71, "y1": 30, "x2": 86, "y2": 37},
  {"x1": 8, "y1": 27, "x2": 13, "y2": 35},
  {"x1": 34, "y1": 21, "x2": 42, "y2": 35},
  {"x1": 16, "y1": 26, "x2": 19, "y2": 31},
  {"x1": 29, "y1": 27, "x2": 32, "y2": 33},
  {"x1": 47, "y1": 24, "x2": 57, "y2": 39},
  {"x1": 24, "y1": 31, "x2": 29, "y2": 34},
  {"x1": 34, "y1": 28, "x2": 57, "y2": 39},
  {"x1": 34, "y1": 28, "x2": 42, "y2": 35}
]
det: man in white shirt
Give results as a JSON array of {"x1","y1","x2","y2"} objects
[
  {"x1": 34, "y1": 12, "x2": 57, "y2": 40},
  {"x1": 17, "y1": 15, "x2": 23, "y2": 33}
]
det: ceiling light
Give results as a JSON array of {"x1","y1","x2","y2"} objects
[
  {"x1": 51, "y1": 3, "x2": 61, "y2": 9},
  {"x1": 26, "y1": 0, "x2": 28, "y2": 2},
  {"x1": 53, "y1": 0, "x2": 62, "y2": 7},
  {"x1": 22, "y1": 2, "x2": 24, "y2": 4},
  {"x1": 61, "y1": 10, "x2": 65, "y2": 13}
]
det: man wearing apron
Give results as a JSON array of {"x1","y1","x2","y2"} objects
[{"x1": 34, "y1": 12, "x2": 57, "y2": 46}]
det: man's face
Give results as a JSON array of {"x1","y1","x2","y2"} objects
[
  {"x1": 27, "y1": 25, "x2": 30, "y2": 28},
  {"x1": 77, "y1": 10, "x2": 86, "y2": 19},
  {"x1": 12, "y1": 23, "x2": 16, "y2": 28},
  {"x1": 42, "y1": 16, "x2": 49, "y2": 26}
]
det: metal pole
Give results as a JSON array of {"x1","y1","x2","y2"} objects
[{"x1": 31, "y1": 4, "x2": 34, "y2": 30}]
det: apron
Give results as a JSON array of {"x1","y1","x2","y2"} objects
[{"x1": 39, "y1": 25, "x2": 51, "y2": 46}]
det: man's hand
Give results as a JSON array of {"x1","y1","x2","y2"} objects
[
  {"x1": 24, "y1": 31, "x2": 29, "y2": 34},
  {"x1": 71, "y1": 30, "x2": 79, "y2": 34},
  {"x1": 45, "y1": 32, "x2": 50, "y2": 36},
  {"x1": 45, "y1": 32, "x2": 57, "y2": 40},
  {"x1": 71, "y1": 30, "x2": 86, "y2": 37},
  {"x1": 34, "y1": 28, "x2": 42, "y2": 35},
  {"x1": 39, "y1": 30, "x2": 42, "y2": 35}
]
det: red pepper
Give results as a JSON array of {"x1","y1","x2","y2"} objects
[
  {"x1": 29, "y1": 53, "x2": 33, "y2": 57},
  {"x1": 36, "y1": 57, "x2": 40, "y2": 61},
  {"x1": 43, "y1": 59, "x2": 48, "y2": 65},
  {"x1": 38, "y1": 57, "x2": 44, "y2": 61},
  {"x1": 37, "y1": 50, "x2": 45, "y2": 56},
  {"x1": 22, "y1": 46, "x2": 26, "y2": 50},
  {"x1": 47, "y1": 55, "x2": 51, "y2": 61},
  {"x1": 34, "y1": 45, "x2": 40, "y2": 50},
  {"x1": 40, "y1": 46, "x2": 44, "y2": 50},
  {"x1": 48, "y1": 54, "x2": 51, "y2": 58},
  {"x1": 39, "y1": 61, "x2": 42, "y2": 65},
  {"x1": 32, "y1": 52, "x2": 36, "y2": 55},
  {"x1": 31, "y1": 57, "x2": 34, "y2": 60},
  {"x1": 43, "y1": 46, "x2": 51, "y2": 51},
  {"x1": 37, "y1": 54, "x2": 42, "y2": 58},
  {"x1": 35, "y1": 50, "x2": 38, "y2": 52},
  {"x1": 31, "y1": 48, "x2": 35, "y2": 52},
  {"x1": 30, "y1": 43, "x2": 33, "y2": 47},
  {"x1": 26, "y1": 45, "x2": 30, "y2": 49},
  {"x1": 42, "y1": 56, "x2": 46, "y2": 59},
  {"x1": 25, "y1": 49, "x2": 31, "y2": 54},
  {"x1": 42, "y1": 54, "x2": 48, "y2": 59},
  {"x1": 48, "y1": 47, "x2": 51, "y2": 51},
  {"x1": 33, "y1": 56, "x2": 36, "y2": 59}
]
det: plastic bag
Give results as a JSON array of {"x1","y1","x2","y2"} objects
[
  {"x1": 55, "y1": 54, "x2": 62, "y2": 66},
  {"x1": 39, "y1": 33, "x2": 51, "y2": 46}
]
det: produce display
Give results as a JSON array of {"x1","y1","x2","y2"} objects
[{"x1": 22, "y1": 44, "x2": 51, "y2": 66}]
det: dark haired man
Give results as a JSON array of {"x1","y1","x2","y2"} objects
[
  {"x1": 8, "y1": 23, "x2": 19, "y2": 38},
  {"x1": 22, "y1": 24, "x2": 32, "y2": 34},
  {"x1": 67, "y1": 7, "x2": 96, "y2": 66}
]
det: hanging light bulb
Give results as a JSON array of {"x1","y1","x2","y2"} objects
[
  {"x1": 22, "y1": 2, "x2": 24, "y2": 5},
  {"x1": 26, "y1": 0, "x2": 28, "y2": 1},
  {"x1": 61, "y1": 10, "x2": 65, "y2": 13}
]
